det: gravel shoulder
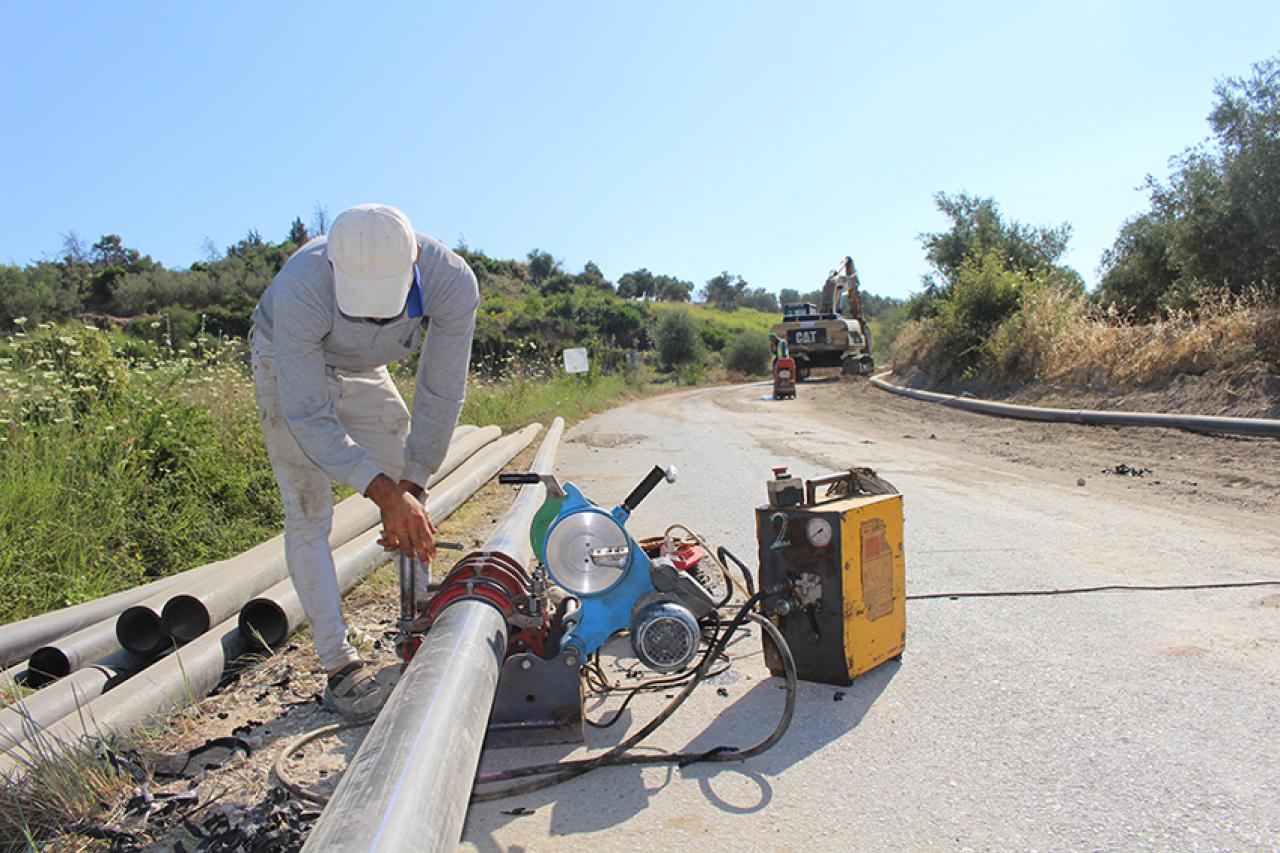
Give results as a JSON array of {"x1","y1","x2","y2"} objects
[{"x1": 793, "y1": 374, "x2": 1280, "y2": 527}]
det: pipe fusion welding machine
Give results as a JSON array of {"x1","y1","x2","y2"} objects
[{"x1": 397, "y1": 463, "x2": 905, "y2": 748}]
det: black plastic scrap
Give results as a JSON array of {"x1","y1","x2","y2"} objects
[
  {"x1": 1104, "y1": 463, "x2": 1152, "y2": 477},
  {"x1": 182, "y1": 787, "x2": 318, "y2": 852}
]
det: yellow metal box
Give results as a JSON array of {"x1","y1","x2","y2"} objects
[{"x1": 756, "y1": 477, "x2": 905, "y2": 686}]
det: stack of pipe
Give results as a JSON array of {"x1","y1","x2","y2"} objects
[
  {"x1": 0, "y1": 422, "x2": 538, "y2": 779},
  {"x1": 304, "y1": 417, "x2": 564, "y2": 852}
]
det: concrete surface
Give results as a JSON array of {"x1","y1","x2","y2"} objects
[{"x1": 461, "y1": 383, "x2": 1280, "y2": 852}]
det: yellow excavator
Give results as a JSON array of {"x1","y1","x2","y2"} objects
[{"x1": 771, "y1": 256, "x2": 874, "y2": 380}]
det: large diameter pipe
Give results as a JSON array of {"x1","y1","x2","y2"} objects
[
  {"x1": 0, "y1": 650, "x2": 138, "y2": 754},
  {"x1": 0, "y1": 573, "x2": 187, "y2": 669},
  {"x1": 304, "y1": 417, "x2": 563, "y2": 853},
  {"x1": 116, "y1": 497, "x2": 372, "y2": 658},
  {"x1": 0, "y1": 426, "x2": 514, "y2": 779},
  {"x1": 240, "y1": 425, "x2": 539, "y2": 649},
  {"x1": 27, "y1": 619, "x2": 120, "y2": 688},
  {"x1": 161, "y1": 426, "x2": 503, "y2": 646},
  {"x1": 0, "y1": 421, "x2": 477, "y2": 666}
]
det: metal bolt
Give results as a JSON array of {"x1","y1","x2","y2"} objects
[
  {"x1": 520, "y1": 658, "x2": 533, "y2": 670},
  {"x1": 564, "y1": 655, "x2": 578, "y2": 668}
]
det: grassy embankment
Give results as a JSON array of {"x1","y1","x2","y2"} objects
[{"x1": 891, "y1": 276, "x2": 1280, "y2": 389}]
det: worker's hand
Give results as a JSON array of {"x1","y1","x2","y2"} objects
[
  {"x1": 399, "y1": 479, "x2": 425, "y2": 500},
  {"x1": 366, "y1": 474, "x2": 437, "y2": 562}
]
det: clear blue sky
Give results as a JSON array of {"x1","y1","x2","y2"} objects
[{"x1": 2, "y1": 2, "x2": 1277, "y2": 299}]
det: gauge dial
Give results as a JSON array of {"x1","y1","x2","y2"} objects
[{"x1": 806, "y1": 517, "x2": 833, "y2": 548}]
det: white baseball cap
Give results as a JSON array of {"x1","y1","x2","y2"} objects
[{"x1": 327, "y1": 203, "x2": 418, "y2": 318}]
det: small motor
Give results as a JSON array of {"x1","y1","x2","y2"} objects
[{"x1": 630, "y1": 596, "x2": 700, "y2": 672}]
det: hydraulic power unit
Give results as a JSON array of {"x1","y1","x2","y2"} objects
[{"x1": 756, "y1": 469, "x2": 905, "y2": 686}]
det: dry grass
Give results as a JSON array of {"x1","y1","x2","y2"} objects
[
  {"x1": 897, "y1": 284, "x2": 1280, "y2": 388},
  {"x1": 0, "y1": 731, "x2": 130, "y2": 851},
  {"x1": 1024, "y1": 287, "x2": 1277, "y2": 386}
]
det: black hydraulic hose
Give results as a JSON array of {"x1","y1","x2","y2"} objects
[
  {"x1": 907, "y1": 578, "x2": 1280, "y2": 601},
  {"x1": 717, "y1": 546, "x2": 756, "y2": 598},
  {"x1": 471, "y1": 595, "x2": 796, "y2": 801}
]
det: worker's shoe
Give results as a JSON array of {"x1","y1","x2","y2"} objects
[{"x1": 323, "y1": 662, "x2": 391, "y2": 723}]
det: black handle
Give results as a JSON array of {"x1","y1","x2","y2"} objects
[
  {"x1": 622, "y1": 465, "x2": 666, "y2": 512},
  {"x1": 498, "y1": 472, "x2": 541, "y2": 485}
]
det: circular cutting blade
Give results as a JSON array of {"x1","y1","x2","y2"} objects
[{"x1": 545, "y1": 510, "x2": 628, "y2": 595}]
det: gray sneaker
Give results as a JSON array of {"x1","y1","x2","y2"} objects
[{"x1": 323, "y1": 662, "x2": 391, "y2": 723}]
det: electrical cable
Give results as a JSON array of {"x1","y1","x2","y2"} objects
[
  {"x1": 583, "y1": 618, "x2": 731, "y2": 728},
  {"x1": 470, "y1": 592, "x2": 797, "y2": 802},
  {"x1": 907, "y1": 579, "x2": 1280, "y2": 601},
  {"x1": 472, "y1": 611, "x2": 794, "y2": 801}
]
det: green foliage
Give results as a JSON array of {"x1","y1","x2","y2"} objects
[
  {"x1": 0, "y1": 327, "x2": 279, "y2": 621},
  {"x1": 926, "y1": 250, "x2": 1026, "y2": 379},
  {"x1": 617, "y1": 268, "x2": 693, "y2": 302},
  {"x1": 919, "y1": 193, "x2": 1073, "y2": 299},
  {"x1": 654, "y1": 309, "x2": 705, "y2": 370},
  {"x1": 461, "y1": 368, "x2": 647, "y2": 433},
  {"x1": 724, "y1": 331, "x2": 772, "y2": 375},
  {"x1": 1100, "y1": 54, "x2": 1280, "y2": 317}
]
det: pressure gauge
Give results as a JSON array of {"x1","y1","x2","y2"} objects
[{"x1": 806, "y1": 517, "x2": 833, "y2": 548}]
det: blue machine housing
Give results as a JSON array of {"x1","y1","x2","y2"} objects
[{"x1": 540, "y1": 483, "x2": 657, "y2": 660}]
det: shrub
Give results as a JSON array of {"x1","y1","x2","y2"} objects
[
  {"x1": 724, "y1": 332, "x2": 771, "y2": 376},
  {"x1": 654, "y1": 310, "x2": 704, "y2": 370}
]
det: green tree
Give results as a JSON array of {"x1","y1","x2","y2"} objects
[
  {"x1": 654, "y1": 309, "x2": 704, "y2": 369},
  {"x1": 286, "y1": 217, "x2": 309, "y2": 246},
  {"x1": 738, "y1": 287, "x2": 778, "y2": 313},
  {"x1": 575, "y1": 260, "x2": 612, "y2": 291},
  {"x1": 724, "y1": 331, "x2": 771, "y2": 375},
  {"x1": 654, "y1": 275, "x2": 693, "y2": 302},
  {"x1": 1099, "y1": 54, "x2": 1280, "y2": 315},
  {"x1": 702, "y1": 271, "x2": 747, "y2": 308},
  {"x1": 1097, "y1": 208, "x2": 1179, "y2": 316},
  {"x1": 920, "y1": 193, "x2": 1072, "y2": 294},
  {"x1": 617, "y1": 268, "x2": 656, "y2": 300},
  {"x1": 526, "y1": 249, "x2": 562, "y2": 285}
]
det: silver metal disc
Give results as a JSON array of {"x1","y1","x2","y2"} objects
[{"x1": 545, "y1": 510, "x2": 628, "y2": 595}]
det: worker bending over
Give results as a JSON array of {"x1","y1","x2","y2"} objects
[{"x1": 250, "y1": 203, "x2": 479, "y2": 721}]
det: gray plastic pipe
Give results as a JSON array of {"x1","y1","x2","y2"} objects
[
  {"x1": 304, "y1": 417, "x2": 563, "y2": 853},
  {"x1": 116, "y1": 425, "x2": 483, "y2": 657},
  {"x1": 870, "y1": 373, "x2": 1280, "y2": 437},
  {"x1": 0, "y1": 649, "x2": 138, "y2": 754},
  {"x1": 0, "y1": 427, "x2": 527, "y2": 780},
  {"x1": 0, "y1": 573, "x2": 188, "y2": 669},
  {"x1": 240, "y1": 424, "x2": 539, "y2": 649},
  {"x1": 161, "y1": 426, "x2": 503, "y2": 645},
  {"x1": 115, "y1": 498, "x2": 375, "y2": 658},
  {"x1": 27, "y1": 619, "x2": 120, "y2": 688}
]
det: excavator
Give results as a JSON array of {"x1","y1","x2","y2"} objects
[{"x1": 771, "y1": 256, "x2": 874, "y2": 380}]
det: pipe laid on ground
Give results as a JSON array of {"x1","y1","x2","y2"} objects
[
  {"x1": 0, "y1": 427, "x2": 529, "y2": 779},
  {"x1": 162, "y1": 425, "x2": 503, "y2": 646},
  {"x1": 26, "y1": 619, "x2": 120, "y2": 688},
  {"x1": 0, "y1": 573, "x2": 188, "y2": 669},
  {"x1": 117, "y1": 425, "x2": 482, "y2": 658},
  {"x1": 0, "y1": 649, "x2": 138, "y2": 754},
  {"x1": 115, "y1": 498, "x2": 373, "y2": 658},
  {"x1": 870, "y1": 373, "x2": 1280, "y2": 437},
  {"x1": 240, "y1": 424, "x2": 538, "y2": 649},
  {"x1": 1, "y1": 663, "x2": 26, "y2": 693},
  {"x1": 303, "y1": 417, "x2": 564, "y2": 853}
]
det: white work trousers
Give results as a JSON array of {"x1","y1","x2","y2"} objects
[{"x1": 251, "y1": 337, "x2": 430, "y2": 671}]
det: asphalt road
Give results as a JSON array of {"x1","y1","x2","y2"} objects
[{"x1": 461, "y1": 382, "x2": 1280, "y2": 852}]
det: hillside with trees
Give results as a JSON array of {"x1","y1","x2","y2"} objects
[{"x1": 890, "y1": 54, "x2": 1279, "y2": 409}]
